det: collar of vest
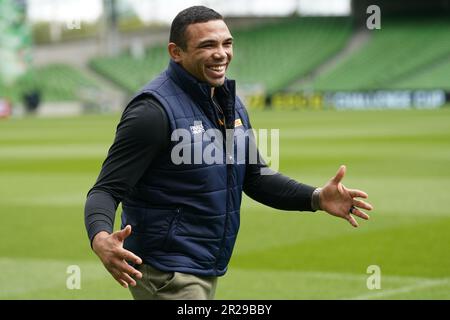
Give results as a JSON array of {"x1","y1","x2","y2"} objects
[{"x1": 167, "y1": 59, "x2": 236, "y2": 106}]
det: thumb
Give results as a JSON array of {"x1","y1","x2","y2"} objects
[
  {"x1": 332, "y1": 165, "x2": 346, "y2": 184},
  {"x1": 115, "y1": 225, "x2": 132, "y2": 242}
]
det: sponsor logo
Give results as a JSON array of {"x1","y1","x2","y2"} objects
[{"x1": 189, "y1": 122, "x2": 205, "y2": 135}]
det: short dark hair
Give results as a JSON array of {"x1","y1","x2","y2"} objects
[{"x1": 170, "y1": 6, "x2": 223, "y2": 50}]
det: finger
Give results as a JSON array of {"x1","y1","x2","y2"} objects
[
  {"x1": 120, "y1": 248, "x2": 143, "y2": 265},
  {"x1": 349, "y1": 189, "x2": 368, "y2": 199},
  {"x1": 111, "y1": 270, "x2": 130, "y2": 288},
  {"x1": 347, "y1": 215, "x2": 359, "y2": 227},
  {"x1": 116, "y1": 259, "x2": 143, "y2": 279},
  {"x1": 120, "y1": 272, "x2": 137, "y2": 287},
  {"x1": 111, "y1": 267, "x2": 137, "y2": 288},
  {"x1": 115, "y1": 225, "x2": 132, "y2": 242},
  {"x1": 332, "y1": 165, "x2": 346, "y2": 184},
  {"x1": 351, "y1": 207, "x2": 370, "y2": 220},
  {"x1": 352, "y1": 199, "x2": 373, "y2": 211},
  {"x1": 119, "y1": 279, "x2": 129, "y2": 288}
]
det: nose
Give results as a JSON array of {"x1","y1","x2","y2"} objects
[{"x1": 213, "y1": 45, "x2": 227, "y2": 60}]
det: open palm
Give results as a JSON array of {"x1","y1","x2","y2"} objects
[{"x1": 319, "y1": 165, "x2": 373, "y2": 227}]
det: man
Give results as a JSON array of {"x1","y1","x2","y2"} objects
[{"x1": 84, "y1": 6, "x2": 373, "y2": 300}]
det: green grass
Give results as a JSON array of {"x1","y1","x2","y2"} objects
[{"x1": 1, "y1": 108, "x2": 450, "y2": 299}]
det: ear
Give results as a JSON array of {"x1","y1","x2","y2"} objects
[{"x1": 168, "y1": 42, "x2": 183, "y2": 62}]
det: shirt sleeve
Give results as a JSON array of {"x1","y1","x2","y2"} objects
[
  {"x1": 242, "y1": 113, "x2": 317, "y2": 212},
  {"x1": 84, "y1": 96, "x2": 169, "y2": 244}
]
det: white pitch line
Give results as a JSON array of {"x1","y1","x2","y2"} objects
[
  {"x1": 289, "y1": 270, "x2": 426, "y2": 283},
  {"x1": 0, "y1": 144, "x2": 107, "y2": 159},
  {"x1": 349, "y1": 279, "x2": 450, "y2": 300},
  {"x1": 232, "y1": 268, "x2": 438, "y2": 284},
  {"x1": 0, "y1": 257, "x2": 107, "y2": 298}
]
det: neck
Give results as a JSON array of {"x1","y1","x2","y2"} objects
[{"x1": 210, "y1": 87, "x2": 215, "y2": 98}]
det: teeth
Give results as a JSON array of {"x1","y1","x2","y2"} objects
[{"x1": 209, "y1": 65, "x2": 225, "y2": 72}]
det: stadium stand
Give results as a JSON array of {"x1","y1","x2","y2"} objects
[
  {"x1": 89, "y1": 17, "x2": 352, "y2": 94},
  {"x1": 389, "y1": 57, "x2": 450, "y2": 90},
  {"x1": 308, "y1": 17, "x2": 450, "y2": 91},
  {"x1": 90, "y1": 46, "x2": 168, "y2": 94},
  {"x1": 4, "y1": 17, "x2": 447, "y2": 107},
  {"x1": 0, "y1": 64, "x2": 99, "y2": 103},
  {"x1": 227, "y1": 17, "x2": 352, "y2": 93}
]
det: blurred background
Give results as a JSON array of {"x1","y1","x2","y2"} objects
[{"x1": 0, "y1": 0, "x2": 449, "y2": 299}]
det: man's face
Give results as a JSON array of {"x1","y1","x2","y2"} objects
[{"x1": 176, "y1": 19, "x2": 233, "y2": 87}]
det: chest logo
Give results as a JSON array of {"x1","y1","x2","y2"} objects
[{"x1": 189, "y1": 122, "x2": 205, "y2": 135}]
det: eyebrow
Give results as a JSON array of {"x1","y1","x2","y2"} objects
[{"x1": 196, "y1": 37, "x2": 233, "y2": 47}]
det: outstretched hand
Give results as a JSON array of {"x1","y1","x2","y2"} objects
[
  {"x1": 319, "y1": 165, "x2": 373, "y2": 227},
  {"x1": 92, "y1": 225, "x2": 143, "y2": 288}
]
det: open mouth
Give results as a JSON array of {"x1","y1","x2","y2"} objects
[
  {"x1": 206, "y1": 64, "x2": 227, "y2": 78},
  {"x1": 208, "y1": 65, "x2": 226, "y2": 72}
]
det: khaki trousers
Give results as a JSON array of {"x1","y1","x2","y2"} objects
[{"x1": 129, "y1": 264, "x2": 218, "y2": 300}]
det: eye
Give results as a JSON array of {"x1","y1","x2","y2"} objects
[{"x1": 199, "y1": 42, "x2": 215, "y2": 49}]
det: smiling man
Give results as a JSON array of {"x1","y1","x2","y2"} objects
[
  {"x1": 169, "y1": 18, "x2": 233, "y2": 87},
  {"x1": 84, "y1": 6, "x2": 373, "y2": 300}
]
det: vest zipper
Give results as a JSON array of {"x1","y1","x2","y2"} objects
[{"x1": 214, "y1": 124, "x2": 234, "y2": 275}]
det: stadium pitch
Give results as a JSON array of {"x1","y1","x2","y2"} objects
[{"x1": 1, "y1": 108, "x2": 449, "y2": 299}]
